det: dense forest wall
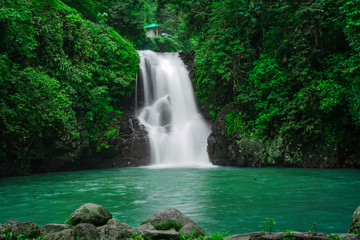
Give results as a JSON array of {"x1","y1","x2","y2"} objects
[
  {"x1": 163, "y1": 0, "x2": 360, "y2": 168},
  {"x1": 0, "y1": 0, "x2": 147, "y2": 176},
  {"x1": 2, "y1": 0, "x2": 360, "y2": 176}
]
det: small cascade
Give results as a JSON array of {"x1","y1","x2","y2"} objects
[{"x1": 137, "y1": 50, "x2": 212, "y2": 168}]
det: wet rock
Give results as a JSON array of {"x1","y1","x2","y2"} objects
[
  {"x1": 41, "y1": 224, "x2": 68, "y2": 238},
  {"x1": 98, "y1": 223, "x2": 132, "y2": 240},
  {"x1": 226, "y1": 232, "x2": 360, "y2": 240},
  {"x1": 207, "y1": 102, "x2": 345, "y2": 168},
  {"x1": 42, "y1": 229, "x2": 72, "y2": 240},
  {"x1": 338, "y1": 233, "x2": 360, "y2": 240},
  {"x1": 133, "y1": 222, "x2": 156, "y2": 234},
  {"x1": 225, "y1": 233, "x2": 251, "y2": 240},
  {"x1": 77, "y1": 115, "x2": 150, "y2": 169},
  {"x1": 65, "y1": 203, "x2": 112, "y2": 227},
  {"x1": 106, "y1": 218, "x2": 131, "y2": 230},
  {"x1": 143, "y1": 229, "x2": 180, "y2": 240},
  {"x1": 0, "y1": 220, "x2": 40, "y2": 239},
  {"x1": 179, "y1": 222, "x2": 205, "y2": 238},
  {"x1": 349, "y1": 205, "x2": 360, "y2": 233},
  {"x1": 97, "y1": 219, "x2": 132, "y2": 240},
  {"x1": 207, "y1": 103, "x2": 253, "y2": 167},
  {"x1": 72, "y1": 223, "x2": 99, "y2": 240},
  {"x1": 142, "y1": 208, "x2": 204, "y2": 236}
]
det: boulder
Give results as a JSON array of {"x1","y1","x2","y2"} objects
[
  {"x1": 65, "y1": 203, "x2": 112, "y2": 227},
  {"x1": 141, "y1": 208, "x2": 204, "y2": 236},
  {"x1": 0, "y1": 220, "x2": 40, "y2": 239},
  {"x1": 179, "y1": 222, "x2": 205, "y2": 238},
  {"x1": 41, "y1": 224, "x2": 68, "y2": 238},
  {"x1": 143, "y1": 229, "x2": 180, "y2": 240},
  {"x1": 133, "y1": 222, "x2": 156, "y2": 234},
  {"x1": 226, "y1": 232, "x2": 360, "y2": 240},
  {"x1": 42, "y1": 229, "x2": 72, "y2": 240},
  {"x1": 71, "y1": 223, "x2": 99, "y2": 240},
  {"x1": 106, "y1": 218, "x2": 131, "y2": 229},
  {"x1": 349, "y1": 205, "x2": 360, "y2": 233},
  {"x1": 97, "y1": 224, "x2": 132, "y2": 240}
]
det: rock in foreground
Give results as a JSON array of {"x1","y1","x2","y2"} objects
[
  {"x1": 349, "y1": 205, "x2": 360, "y2": 234},
  {"x1": 0, "y1": 220, "x2": 40, "y2": 239},
  {"x1": 42, "y1": 204, "x2": 205, "y2": 240},
  {"x1": 65, "y1": 203, "x2": 112, "y2": 227},
  {"x1": 2, "y1": 204, "x2": 360, "y2": 240}
]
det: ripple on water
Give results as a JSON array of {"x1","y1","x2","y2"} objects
[{"x1": 0, "y1": 168, "x2": 359, "y2": 233}]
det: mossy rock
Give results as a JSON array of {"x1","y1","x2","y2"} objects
[
  {"x1": 152, "y1": 219, "x2": 182, "y2": 231},
  {"x1": 140, "y1": 208, "x2": 205, "y2": 236}
]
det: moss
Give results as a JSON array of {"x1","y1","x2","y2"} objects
[{"x1": 153, "y1": 220, "x2": 182, "y2": 231}]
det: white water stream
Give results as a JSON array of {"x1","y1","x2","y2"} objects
[{"x1": 137, "y1": 50, "x2": 212, "y2": 168}]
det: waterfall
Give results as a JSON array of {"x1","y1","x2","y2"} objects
[{"x1": 137, "y1": 50, "x2": 212, "y2": 168}]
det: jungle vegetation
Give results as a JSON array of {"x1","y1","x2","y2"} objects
[{"x1": 1, "y1": 0, "x2": 359, "y2": 175}]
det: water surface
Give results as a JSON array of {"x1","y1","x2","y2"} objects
[{"x1": 0, "y1": 167, "x2": 359, "y2": 234}]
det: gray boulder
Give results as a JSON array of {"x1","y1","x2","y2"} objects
[
  {"x1": 106, "y1": 218, "x2": 131, "y2": 229},
  {"x1": 179, "y1": 222, "x2": 205, "y2": 238},
  {"x1": 141, "y1": 208, "x2": 204, "y2": 236},
  {"x1": 41, "y1": 224, "x2": 68, "y2": 238},
  {"x1": 349, "y1": 205, "x2": 360, "y2": 233},
  {"x1": 97, "y1": 218, "x2": 132, "y2": 240},
  {"x1": 143, "y1": 229, "x2": 180, "y2": 240},
  {"x1": 97, "y1": 223, "x2": 132, "y2": 240},
  {"x1": 225, "y1": 232, "x2": 360, "y2": 240},
  {"x1": 0, "y1": 220, "x2": 40, "y2": 239},
  {"x1": 42, "y1": 229, "x2": 72, "y2": 240},
  {"x1": 133, "y1": 222, "x2": 156, "y2": 235},
  {"x1": 72, "y1": 223, "x2": 99, "y2": 240},
  {"x1": 65, "y1": 203, "x2": 112, "y2": 227}
]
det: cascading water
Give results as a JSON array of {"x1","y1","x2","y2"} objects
[{"x1": 137, "y1": 50, "x2": 212, "y2": 167}]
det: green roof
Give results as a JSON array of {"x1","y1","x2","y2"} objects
[
  {"x1": 144, "y1": 23, "x2": 172, "y2": 32},
  {"x1": 144, "y1": 23, "x2": 160, "y2": 29}
]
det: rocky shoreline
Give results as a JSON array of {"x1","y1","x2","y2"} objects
[{"x1": 1, "y1": 203, "x2": 359, "y2": 240}]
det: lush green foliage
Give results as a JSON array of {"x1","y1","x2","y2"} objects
[
  {"x1": 61, "y1": 0, "x2": 157, "y2": 49},
  {"x1": 0, "y1": 0, "x2": 138, "y2": 175},
  {"x1": 260, "y1": 217, "x2": 276, "y2": 234},
  {"x1": 180, "y1": 230, "x2": 230, "y2": 240},
  {"x1": 164, "y1": 0, "x2": 360, "y2": 165},
  {"x1": 152, "y1": 35, "x2": 183, "y2": 52}
]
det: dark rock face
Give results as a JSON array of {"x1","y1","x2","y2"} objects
[
  {"x1": 349, "y1": 205, "x2": 360, "y2": 233},
  {"x1": 207, "y1": 103, "x2": 258, "y2": 167},
  {"x1": 207, "y1": 102, "x2": 360, "y2": 168},
  {"x1": 65, "y1": 203, "x2": 112, "y2": 227},
  {"x1": 77, "y1": 115, "x2": 150, "y2": 170},
  {"x1": 178, "y1": 51, "x2": 195, "y2": 80},
  {"x1": 27, "y1": 110, "x2": 149, "y2": 176},
  {"x1": 0, "y1": 220, "x2": 41, "y2": 239}
]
